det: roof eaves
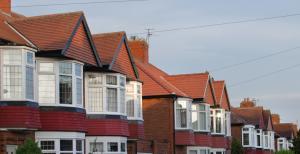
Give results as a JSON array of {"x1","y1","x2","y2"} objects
[{"x1": 123, "y1": 33, "x2": 140, "y2": 80}]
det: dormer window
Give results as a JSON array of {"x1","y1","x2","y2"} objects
[
  {"x1": 37, "y1": 59, "x2": 83, "y2": 108},
  {"x1": 85, "y1": 73, "x2": 126, "y2": 115},
  {"x1": 0, "y1": 47, "x2": 36, "y2": 101}
]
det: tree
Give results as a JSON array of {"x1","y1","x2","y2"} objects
[
  {"x1": 16, "y1": 138, "x2": 42, "y2": 154},
  {"x1": 292, "y1": 129, "x2": 300, "y2": 154},
  {"x1": 231, "y1": 138, "x2": 244, "y2": 154}
]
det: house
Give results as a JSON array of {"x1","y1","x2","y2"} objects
[
  {"x1": 231, "y1": 98, "x2": 275, "y2": 154},
  {"x1": 0, "y1": 1, "x2": 151, "y2": 153},
  {"x1": 271, "y1": 114, "x2": 298, "y2": 151},
  {"x1": 129, "y1": 38, "x2": 231, "y2": 154}
]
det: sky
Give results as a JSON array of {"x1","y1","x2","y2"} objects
[{"x1": 12, "y1": 0, "x2": 300, "y2": 125}]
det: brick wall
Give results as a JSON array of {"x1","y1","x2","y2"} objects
[
  {"x1": 231, "y1": 125, "x2": 242, "y2": 144},
  {"x1": 142, "y1": 97, "x2": 175, "y2": 154}
]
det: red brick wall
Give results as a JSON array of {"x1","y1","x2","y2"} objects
[
  {"x1": 128, "y1": 122, "x2": 145, "y2": 139},
  {"x1": 231, "y1": 125, "x2": 242, "y2": 144},
  {"x1": 194, "y1": 133, "x2": 212, "y2": 147},
  {"x1": 175, "y1": 145, "x2": 187, "y2": 154},
  {"x1": 128, "y1": 40, "x2": 149, "y2": 63},
  {"x1": 0, "y1": 130, "x2": 34, "y2": 154},
  {"x1": 86, "y1": 118, "x2": 129, "y2": 136},
  {"x1": 175, "y1": 131, "x2": 195, "y2": 145},
  {"x1": 211, "y1": 135, "x2": 229, "y2": 149},
  {"x1": 143, "y1": 97, "x2": 174, "y2": 154},
  {"x1": 0, "y1": 106, "x2": 41, "y2": 129},
  {"x1": 0, "y1": 0, "x2": 11, "y2": 14}
]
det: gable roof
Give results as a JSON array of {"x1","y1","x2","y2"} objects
[
  {"x1": 8, "y1": 11, "x2": 101, "y2": 66},
  {"x1": 231, "y1": 107, "x2": 265, "y2": 129},
  {"x1": 274, "y1": 123, "x2": 297, "y2": 139},
  {"x1": 92, "y1": 32, "x2": 139, "y2": 80},
  {"x1": 165, "y1": 73, "x2": 216, "y2": 105},
  {"x1": 213, "y1": 80, "x2": 231, "y2": 110},
  {"x1": 136, "y1": 61, "x2": 189, "y2": 97},
  {"x1": 263, "y1": 110, "x2": 274, "y2": 131}
]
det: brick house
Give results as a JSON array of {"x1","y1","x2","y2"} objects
[
  {"x1": 0, "y1": 1, "x2": 151, "y2": 153},
  {"x1": 231, "y1": 98, "x2": 275, "y2": 154},
  {"x1": 129, "y1": 39, "x2": 232, "y2": 154},
  {"x1": 271, "y1": 114, "x2": 298, "y2": 151}
]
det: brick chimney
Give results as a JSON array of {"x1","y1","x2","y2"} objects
[
  {"x1": 128, "y1": 38, "x2": 149, "y2": 63},
  {"x1": 271, "y1": 114, "x2": 280, "y2": 124},
  {"x1": 0, "y1": 0, "x2": 11, "y2": 15},
  {"x1": 240, "y1": 98, "x2": 256, "y2": 108}
]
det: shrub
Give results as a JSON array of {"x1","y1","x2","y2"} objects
[
  {"x1": 16, "y1": 138, "x2": 42, "y2": 154},
  {"x1": 231, "y1": 138, "x2": 244, "y2": 154}
]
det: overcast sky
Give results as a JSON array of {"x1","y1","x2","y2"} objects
[{"x1": 13, "y1": 0, "x2": 300, "y2": 125}]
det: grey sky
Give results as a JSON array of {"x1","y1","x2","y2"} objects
[{"x1": 13, "y1": 0, "x2": 300, "y2": 125}]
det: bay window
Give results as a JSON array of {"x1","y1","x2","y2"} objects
[
  {"x1": 210, "y1": 109, "x2": 225, "y2": 134},
  {"x1": 270, "y1": 131, "x2": 275, "y2": 150},
  {"x1": 86, "y1": 136, "x2": 127, "y2": 154},
  {"x1": 277, "y1": 137, "x2": 287, "y2": 151},
  {"x1": 37, "y1": 60, "x2": 83, "y2": 107},
  {"x1": 242, "y1": 125, "x2": 255, "y2": 147},
  {"x1": 0, "y1": 47, "x2": 36, "y2": 101},
  {"x1": 263, "y1": 131, "x2": 269, "y2": 149},
  {"x1": 187, "y1": 147, "x2": 210, "y2": 154},
  {"x1": 126, "y1": 81, "x2": 143, "y2": 120},
  {"x1": 85, "y1": 73, "x2": 126, "y2": 114},
  {"x1": 36, "y1": 131, "x2": 85, "y2": 154},
  {"x1": 191, "y1": 103, "x2": 210, "y2": 132},
  {"x1": 256, "y1": 129, "x2": 263, "y2": 148},
  {"x1": 175, "y1": 98, "x2": 192, "y2": 129}
]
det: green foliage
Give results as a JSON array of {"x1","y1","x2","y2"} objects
[
  {"x1": 292, "y1": 129, "x2": 300, "y2": 154},
  {"x1": 16, "y1": 138, "x2": 42, "y2": 154},
  {"x1": 231, "y1": 138, "x2": 244, "y2": 154},
  {"x1": 275, "y1": 150, "x2": 295, "y2": 154}
]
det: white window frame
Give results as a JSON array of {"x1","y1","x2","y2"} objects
[
  {"x1": 174, "y1": 97, "x2": 192, "y2": 130},
  {"x1": 187, "y1": 146, "x2": 210, "y2": 154},
  {"x1": 86, "y1": 136, "x2": 127, "y2": 154},
  {"x1": 242, "y1": 125, "x2": 255, "y2": 147},
  {"x1": 277, "y1": 137, "x2": 287, "y2": 151},
  {"x1": 210, "y1": 108, "x2": 225, "y2": 135},
  {"x1": 225, "y1": 111, "x2": 231, "y2": 136},
  {"x1": 263, "y1": 131, "x2": 270, "y2": 149},
  {"x1": 37, "y1": 58, "x2": 83, "y2": 108},
  {"x1": 0, "y1": 46, "x2": 37, "y2": 102},
  {"x1": 210, "y1": 148, "x2": 226, "y2": 154},
  {"x1": 191, "y1": 103, "x2": 210, "y2": 132},
  {"x1": 85, "y1": 73, "x2": 127, "y2": 115},
  {"x1": 126, "y1": 81, "x2": 143, "y2": 120},
  {"x1": 35, "y1": 131, "x2": 85, "y2": 154},
  {"x1": 255, "y1": 129, "x2": 263, "y2": 148}
]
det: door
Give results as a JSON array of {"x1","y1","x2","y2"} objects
[{"x1": 6, "y1": 145, "x2": 17, "y2": 154}]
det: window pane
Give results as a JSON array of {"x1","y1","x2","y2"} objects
[
  {"x1": 90, "y1": 142, "x2": 103, "y2": 152},
  {"x1": 88, "y1": 87, "x2": 103, "y2": 112},
  {"x1": 176, "y1": 101, "x2": 187, "y2": 128},
  {"x1": 3, "y1": 66, "x2": 22, "y2": 99},
  {"x1": 26, "y1": 67, "x2": 34, "y2": 100},
  {"x1": 106, "y1": 75, "x2": 117, "y2": 85},
  {"x1": 26, "y1": 52, "x2": 34, "y2": 65},
  {"x1": 199, "y1": 112, "x2": 207, "y2": 130},
  {"x1": 189, "y1": 150, "x2": 197, "y2": 154},
  {"x1": 120, "y1": 89, "x2": 125, "y2": 113},
  {"x1": 216, "y1": 110, "x2": 222, "y2": 133},
  {"x1": 39, "y1": 75, "x2": 55, "y2": 103},
  {"x1": 39, "y1": 63, "x2": 54, "y2": 72},
  {"x1": 76, "y1": 140, "x2": 82, "y2": 151},
  {"x1": 199, "y1": 149, "x2": 206, "y2": 154},
  {"x1": 107, "y1": 88, "x2": 118, "y2": 112},
  {"x1": 75, "y1": 63, "x2": 82, "y2": 77},
  {"x1": 121, "y1": 143, "x2": 126, "y2": 152},
  {"x1": 76, "y1": 78, "x2": 82, "y2": 106},
  {"x1": 137, "y1": 95, "x2": 142, "y2": 117},
  {"x1": 257, "y1": 134, "x2": 261, "y2": 146},
  {"x1": 137, "y1": 84, "x2": 141, "y2": 94},
  {"x1": 126, "y1": 84, "x2": 134, "y2": 93},
  {"x1": 88, "y1": 74, "x2": 102, "y2": 85},
  {"x1": 3, "y1": 51, "x2": 22, "y2": 65},
  {"x1": 59, "y1": 62, "x2": 72, "y2": 74},
  {"x1": 126, "y1": 96, "x2": 134, "y2": 117},
  {"x1": 120, "y1": 77, "x2": 125, "y2": 87},
  {"x1": 107, "y1": 142, "x2": 118, "y2": 152},
  {"x1": 59, "y1": 75, "x2": 72, "y2": 104},
  {"x1": 60, "y1": 140, "x2": 73, "y2": 151},
  {"x1": 40, "y1": 141, "x2": 55, "y2": 150},
  {"x1": 243, "y1": 133, "x2": 249, "y2": 145},
  {"x1": 192, "y1": 110, "x2": 198, "y2": 130}
]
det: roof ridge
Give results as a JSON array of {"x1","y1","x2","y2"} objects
[
  {"x1": 10, "y1": 11, "x2": 83, "y2": 22},
  {"x1": 169, "y1": 72, "x2": 209, "y2": 77},
  {"x1": 93, "y1": 31, "x2": 125, "y2": 37}
]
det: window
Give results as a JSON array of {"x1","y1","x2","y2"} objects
[
  {"x1": 85, "y1": 73, "x2": 126, "y2": 114},
  {"x1": 175, "y1": 98, "x2": 192, "y2": 129},
  {"x1": 210, "y1": 149, "x2": 225, "y2": 154},
  {"x1": 242, "y1": 125, "x2": 255, "y2": 147},
  {"x1": 40, "y1": 141, "x2": 55, "y2": 151},
  {"x1": 37, "y1": 60, "x2": 83, "y2": 107},
  {"x1": 0, "y1": 49, "x2": 36, "y2": 101},
  {"x1": 256, "y1": 129, "x2": 263, "y2": 148},
  {"x1": 278, "y1": 138, "x2": 287, "y2": 151},
  {"x1": 187, "y1": 147, "x2": 210, "y2": 154},
  {"x1": 264, "y1": 131, "x2": 269, "y2": 149},
  {"x1": 191, "y1": 103, "x2": 210, "y2": 132},
  {"x1": 210, "y1": 109, "x2": 225, "y2": 134},
  {"x1": 126, "y1": 81, "x2": 143, "y2": 119},
  {"x1": 86, "y1": 136, "x2": 127, "y2": 154},
  {"x1": 225, "y1": 112, "x2": 231, "y2": 136}
]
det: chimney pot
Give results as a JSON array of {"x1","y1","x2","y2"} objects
[
  {"x1": 129, "y1": 39, "x2": 149, "y2": 63},
  {"x1": 0, "y1": 0, "x2": 11, "y2": 15}
]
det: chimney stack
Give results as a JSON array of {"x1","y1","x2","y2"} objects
[
  {"x1": 271, "y1": 114, "x2": 280, "y2": 124},
  {"x1": 128, "y1": 37, "x2": 149, "y2": 63},
  {"x1": 240, "y1": 97, "x2": 256, "y2": 108},
  {"x1": 0, "y1": 0, "x2": 11, "y2": 15}
]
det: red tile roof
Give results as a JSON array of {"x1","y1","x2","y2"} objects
[
  {"x1": 231, "y1": 107, "x2": 265, "y2": 129},
  {"x1": 136, "y1": 61, "x2": 188, "y2": 97},
  {"x1": 9, "y1": 11, "x2": 83, "y2": 51},
  {"x1": 213, "y1": 80, "x2": 230, "y2": 110},
  {"x1": 274, "y1": 123, "x2": 297, "y2": 139},
  {"x1": 92, "y1": 32, "x2": 125, "y2": 65}
]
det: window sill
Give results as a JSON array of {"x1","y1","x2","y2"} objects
[
  {"x1": 127, "y1": 117, "x2": 144, "y2": 121},
  {"x1": 38, "y1": 103, "x2": 83, "y2": 109}
]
